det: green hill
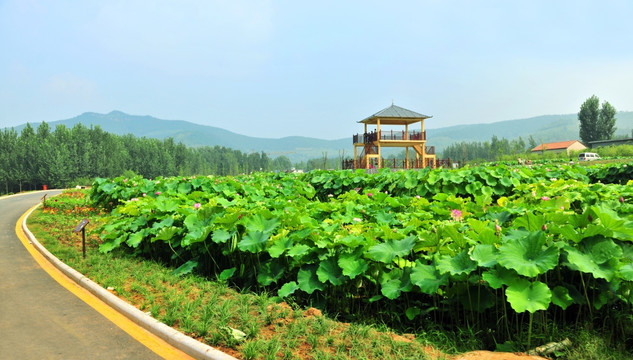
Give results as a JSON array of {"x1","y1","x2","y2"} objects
[
  {"x1": 8, "y1": 110, "x2": 633, "y2": 163},
  {"x1": 11, "y1": 111, "x2": 350, "y2": 163},
  {"x1": 427, "y1": 112, "x2": 633, "y2": 152}
]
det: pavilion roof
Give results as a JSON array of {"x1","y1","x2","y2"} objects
[{"x1": 359, "y1": 104, "x2": 432, "y2": 125}]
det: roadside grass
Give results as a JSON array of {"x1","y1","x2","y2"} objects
[
  {"x1": 24, "y1": 190, "x2": 633, "y2": 360},
  {"x1": 26, "y1": 200, "x2": 437, "y2": 360}
]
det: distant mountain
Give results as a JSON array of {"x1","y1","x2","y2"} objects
[
  {"x1": 11, "y1": 111, "x2": 350, "y2": 163},
  {"x1": 427, "y1": 112, "x2": 633, "y2": 151},
  {"x1": 8, "y1": 110, "x2": 633, "y2": 162}
]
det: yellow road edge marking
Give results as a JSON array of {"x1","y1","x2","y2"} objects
[{"x1": 16, "y1": 204, "x2": 195, "y2": 360}]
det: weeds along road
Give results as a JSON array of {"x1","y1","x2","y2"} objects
[{"x1": 0, "y1": 191, "x2": 164, "y2": 360}]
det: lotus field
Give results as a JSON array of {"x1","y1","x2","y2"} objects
[{"x1": 90, "y1": 162, "x2": 633, "y2": 348}]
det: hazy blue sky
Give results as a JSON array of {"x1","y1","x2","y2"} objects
[{"x1": 1, "y1": 1, "x2": 632, "y2": 139}]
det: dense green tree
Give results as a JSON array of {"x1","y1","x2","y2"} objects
[
  {"x1": 0, "y1": 122, "x2": 290, "y2": 195},
  {"x1": 598, "y1": 101, "x2": 617, "y2": 140},
  {"x1": 579, "y1": 95, "x2": 616, "y2": 144},
  {"x1": 441, "y1": 135, "x2": 531, "y2": 162}
]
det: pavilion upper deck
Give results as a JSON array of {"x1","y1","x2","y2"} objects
[{"x1": 353, "y1": 130, "x2": 427, "y2": 144}]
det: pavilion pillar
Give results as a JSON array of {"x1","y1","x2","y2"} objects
[
  {"x1": 405, "y1": 147, "x2": 409, "y2": 169},
  {"x1": 377, "y1": 119, "x2": 381, "y2": 168}
]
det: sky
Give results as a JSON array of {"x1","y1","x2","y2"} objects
[{"x1": 1, "y1": 1, "x2": 633, "y2": 140}]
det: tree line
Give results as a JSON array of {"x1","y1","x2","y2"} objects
[
  {"x1": 440, "y1": 135, "x2": 530, "y2": 162},
  {"x1": 0, "y1": 122, "x2": 292, "y2": 194}
]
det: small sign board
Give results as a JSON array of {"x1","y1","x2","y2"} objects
[{"x1": 72, "y1": 218, "x2": 90, "y2": 233}]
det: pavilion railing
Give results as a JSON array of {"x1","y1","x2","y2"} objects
[
  {"x1": 341, "y1": 157, "x2": 452, "y2": 170},
  {"x1": 379, "y1": 130, "x2": 426, "y2": 141},
  {"x1": 353, "y1": 130, "x2": 427, "y2": 144}
]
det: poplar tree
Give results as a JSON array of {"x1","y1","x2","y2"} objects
[{"x1": 578, "y1": 95, "x2": 617, "y2": 144}]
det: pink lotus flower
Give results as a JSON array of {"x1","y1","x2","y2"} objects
[
  {"x1": 620, "y1": 197, "x2": 625, "y2": 203},
  {"x1": 415, "y1": 195, "x2": 421, "y2": 199},
  {"x1": 353, "y1": 217, "x2": 362, "y2": 222},
  {"x1": 142, "y1": 193, "x2": 147, "y2": 197},
  {"x1": 367, "y1": 192, "x2": 373, "y2": 197},
  {"x1": 123, "y1": 178, "x2": 128, "y2": 183},
  {"x1": 495, "y1": 220, "x2": 501, "y2": 236},
  {"x1": 194, "y1": 203, "x2": 201, "y2": 209},
  {"x1": 155, "y1": 191, "x2": 161, "y2": 195},
  {"x1": 542, "y1": 224, "x2": 547, "y2": 231},
  {"x1": 541, "y1": 196, "x2": 550, "y2": 201},
  {"x1": 451, "y1": 209, "x2": 463, "y2": 221}
]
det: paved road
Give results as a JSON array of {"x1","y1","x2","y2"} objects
[{"x1": 0, "y1": 191, "x2": 163, "y2": 360}]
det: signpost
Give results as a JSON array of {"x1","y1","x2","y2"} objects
[{"x1": 72, "y1": 218, "x2": 90, "y2": 259}]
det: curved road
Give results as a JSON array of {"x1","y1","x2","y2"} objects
[{"x1": 0, "y1": 191, "x2": 164, "y2": 360}]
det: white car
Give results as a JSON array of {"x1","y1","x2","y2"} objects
[{"x1": 578, "y1": 152, "x2": 600, "y2": 161}]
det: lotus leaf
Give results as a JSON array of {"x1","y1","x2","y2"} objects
[
  {"x1": 126, "y1": 230, "x2": 147, "y2": 248},
  {"x1": 287, "y1": 244, "x2": 311, "y2": 258},
  {"x1": 410, "y1": 261, "x2": 448, "y2": 294},
  {"x1": 498, "y1": 230, "x2": 558, "y2": 277},
  {"x1": 482, "y1": 266, "x2": 519, "y2": 289},
  {"x1": 513, "y1": 213, "x2": 545, "y2": 232},
  {"x1": 437, "y1": 250, "x2": 477, "y2": 276},
  {"x1": 238, "y1": 230, "x2": 269, "y2": 253},
  {"x1": 338, "y1": 249, "x2": 368, "y2": 279},
  {"x1": 379, "y1": 269, "x2": 412, "y2": 300},
  {"x1": 219, "y1": 267, "x2": 236, "y2": 281},
  {"x1": 257, "y1": 261, "x2": 285, "y2": 286},
  {"x1": 317, "y1": 257, "x2": 346, "y2": 285},
  {"x1": 586, "y1": 237, "x2": 623, "y2": 264},
  {"x1": 212, "y1": 229, "x2": 232, "y2": 244},
  {"x1": 617, "y1": 263, "x2": 633, "y2": 281},
  {"x1": 405, "y1": 307, "x2": 421, "y2": 320},
  {"x1": 565, "y1": 247, "x2": 616, "y2": 281},
  {"x1": 278, "y1": 281, "x2": 299, "y2": 298},
  {"x1": 172, "y1": 260, "x2": 198, "y2": 277},
  {"x1": 268, "y1": 235, "x2": 292, "y2": 258},
  {"x1": 153, "y1": 226, "x2": 179, "y2": 242},
  {"x1": 505, "y1": 279, "x2": 551, "y2": 313},
  {"x1": 297, "y1": 265, "x2": 325, "y2": 294},
  {"x1": 366, "y1": 236, "x2": 416, "y2": 263},
  {"x1": 551, "y1": 286, "x2": 574, "y2": 310},
  {"x1": 243, "y1": 213, "x2": 280, "y2": 235}
]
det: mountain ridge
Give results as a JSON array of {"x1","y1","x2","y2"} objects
[{"x1": 7, "y1": 110, "x2": 633, "y2": 163}]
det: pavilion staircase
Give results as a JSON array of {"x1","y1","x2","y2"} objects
[
  {"x1": 358, "y1": 143, "x2": 378, "y2": 168},
  {"x1": 413, "y1": 145, "x2": 424, "y2": 157}
]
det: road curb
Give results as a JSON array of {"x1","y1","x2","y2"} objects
[{"x1": 21, "y1": 204, "x2": 238, "y2": 360}]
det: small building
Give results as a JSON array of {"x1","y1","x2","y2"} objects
[
  {"x1": 531, "y1": 140, "x2": 587, "y2": 155},
  {"x1": 347, "y1": 104, "x2": 438, "y2": 169},
  {"x1": 588, "y1": 138, "x2": 633, "y2": 148}
]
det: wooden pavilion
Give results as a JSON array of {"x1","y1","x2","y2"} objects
[{"x1": 351, "y1": 104, "x2": 437, "y2": 169}]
